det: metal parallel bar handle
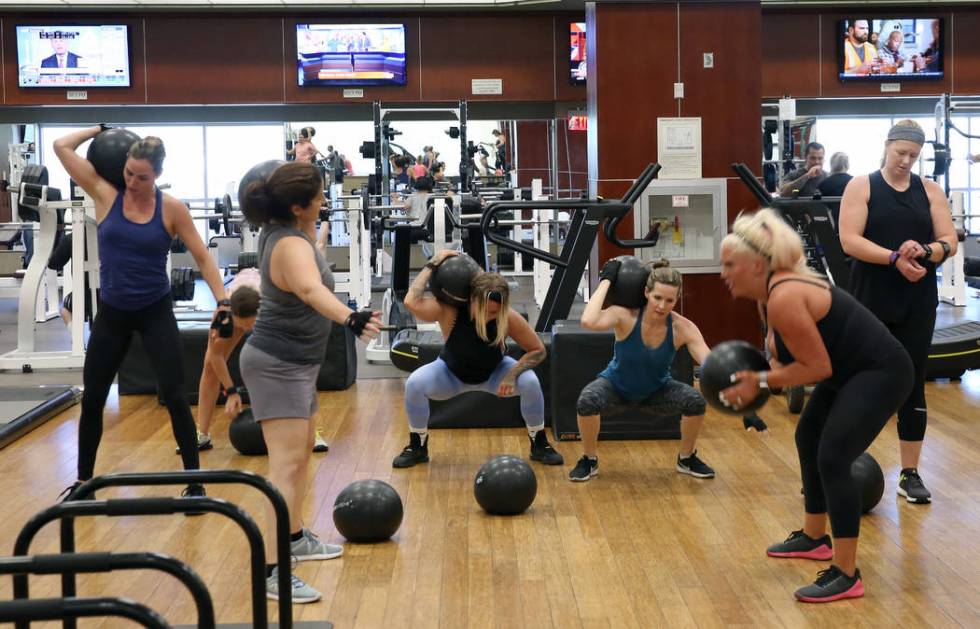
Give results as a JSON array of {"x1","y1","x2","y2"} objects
[
  {"x1": 0, "y1": 597, "x2": 169, "y2": 629},
  {"x1": 0, "y1": 551, "x2": 213, "y2": 629},
  {"x1": 57, "y1": 470, "x2": 292, "y2": 629}
]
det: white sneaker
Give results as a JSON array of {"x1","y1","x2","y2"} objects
[
  {"x1": 266, "y1": 567, "x2": 321, "y2": 603},
  {"x1": 291, "y1": 528, "x2": 343, "y2": 561}
]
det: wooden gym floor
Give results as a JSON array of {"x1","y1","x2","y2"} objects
[{"x1": 0, "y1": 373, "x2": 978, "y2": 628}]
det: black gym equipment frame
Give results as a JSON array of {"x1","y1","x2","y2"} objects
[
  {"x1": 0, "y1": 551, "x2": 212, "y2": 628},
  {"x1": 35, "y1": 469, "x2": 327, "y2": 629},
  {"x1": 481, "y1": 163, "x2": 662, "y2": 333}
]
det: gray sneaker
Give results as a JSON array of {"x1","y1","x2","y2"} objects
[
  {"x1": 291, "y1": 528, "x2": 343, "y2": 562},
  {"x1": 266, "y1": 567, "x2": 322, "y2": 603}
]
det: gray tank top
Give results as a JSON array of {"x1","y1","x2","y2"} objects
[{"x1": 247, "y1": 223, "x2": 335, "y2": 365}]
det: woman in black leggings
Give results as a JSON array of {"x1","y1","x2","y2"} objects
[
  {"x1": 839, "y1": 120, "x2": 958, "y2": 504},
  {"x1": 54, "y1": 126, "x2": 229, "y2": 499},
  {"x1": 719, "y1": 209, "x2": 913, "y2": 603}
]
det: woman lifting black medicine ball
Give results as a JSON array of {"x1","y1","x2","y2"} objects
[
  {"x1": 719, "y1": 208, "x2": 913, "y2": 604},
  {"x1": 54, "y1": 125, "x2": 230, "y2": 501}
]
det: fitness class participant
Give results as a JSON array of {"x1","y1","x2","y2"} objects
[
  {"x1": 719, "y1": 209, "x2": 913, "y2": 603},
  {"x1": 838, "y1": 119, "x2": 957, "y2": 504},
  {"x1": 393, "y1": 250, "x2": 563, "y2": 468},
  {"x1": 54, "y1": 127, "x2": 229, "y2": 500},
  {"x1": 239, "y1": 160, "x2": 380, "y2": 604},
  {"x1": 569, "y1": 259, "x2": 714, "y2": 482}
]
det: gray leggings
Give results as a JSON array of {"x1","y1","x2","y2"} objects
[{"x1": 576, "y1": 377, "x2": 706, "y2": 417}]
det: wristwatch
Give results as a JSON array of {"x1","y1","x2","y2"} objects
[{"x1": 757, "y1": 371, "x2": 769, "y2": 389}]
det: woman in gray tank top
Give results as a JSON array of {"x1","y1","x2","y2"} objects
[{"x1": 238, "y1": 161, "x2": 380, "y2": 604}]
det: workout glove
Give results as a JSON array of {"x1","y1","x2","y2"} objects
[
  {"x1": 599, "y1": 259, "x2": 621, "y2": 283},
  {"x1": 345, "y1": 310, "x2": 374, "y2": 337}
]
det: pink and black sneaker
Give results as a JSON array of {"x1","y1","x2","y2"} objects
[
  {"x1": 766, "y1": 529, "x2": 833, "y2": 560},
  {"x1": 794, "y1": 566, "x2": 864, "y2": 603}
]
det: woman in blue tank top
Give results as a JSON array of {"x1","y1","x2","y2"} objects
[
  {"x1": 720, "y1": 209, "x2": 913, "y2": 604},
  {"x1": 839, "y1": 120, "x2": 958, "y2": 505},
  {"x1": 568, "y1": 259, "x2": 714, "y2": 483},
  {"x1": 54, "y1": 126, "x2": 231, "y2": 502}
]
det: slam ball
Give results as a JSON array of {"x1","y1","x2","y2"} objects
[
  {"x1": 238, "y1": 159, "x2": 287, "y2": 220},
  {"x1": 474, "y1": 455, "x2": 537, "y2": 516},
  {"x1": 851, "y1": 452, "x2": 885, "y2": 513},
  {"x1": 429, "y1": 253, "x2": 483, "y2": 304},
  {"x1": 333, "y1": 480, "x2": 404, "y2": 542},
  {"x1": 700, "y1": 340, "x2": 771, "y2": 415},
  {"x1": 602, "y1": 255, "x2": 651, "y2": 309},
  {"x1": 87, "y1": 127, "x2": 141, "y2": 189},
  {"x1": 229, "y1": 408, "x2": 267, "y2": 456}
]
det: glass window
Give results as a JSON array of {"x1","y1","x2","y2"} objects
[{"x1": 205, "y1": 125, "x2": 284, "y2": 201}]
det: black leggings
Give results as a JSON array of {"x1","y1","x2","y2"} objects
[
  {"x1": 77, "y1": 295, "x2": 199, "y2": 480},
  {"x1": 885, "y1": 309, "x2": 936, "y2": 442},
  {"x1": 796, "y1": 350, "x2": 913, "y2": 538}
]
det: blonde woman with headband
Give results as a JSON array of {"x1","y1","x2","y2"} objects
[
  {"x1": 839, "y1": 119, "x2": 957, "y2": 505},
  {"x1": 393, "y1": 249, "x2": 563, "y2": 468},
  {"x1": 719, "y1": 209, "x2": 913, "y2": 603},
  {"x1": 569, "y1": 258, "x2": 715, "y2": 482}
]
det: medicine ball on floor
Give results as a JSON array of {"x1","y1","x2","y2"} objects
[
  {"x1": 700, "y1": 340, "x2": 771, "y2": 415},
  {"x1": 87, "y1": 128, "x2": 141, "y2": 189},
  {"x1": 601, "y1": 256, "x2": 650, "y2": 309},
  {"x1": 229, "y1": 408, "x2": 267, "y2": 455},
  {"x1": 333, "y1": 480, "x2": 404, "y2": 542},
  {"x1": 474, "y1": 455, "x2": 537, "y2": 515},
  {"x1": 429, "y1": 253, "x2": 482, "y2": 304},
  {"x1": 852, "y1": 452, "x2": 884, "y2": 513}
]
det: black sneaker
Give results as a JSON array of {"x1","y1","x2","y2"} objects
[
  {"x1": 766, "y1": 529, "x2": 833, "y2": 560},
  {"x1": 529, "y1": 430, "x2": 564, "y2": 465},
  {"x1": 181, "y1": 483, "x2": 207, "y2": 517},
  {"x1": 794, "y1": 566, "x2": 864, "y2": 603},
  {"x1": 676, "y1": 450, "x2": 715, "y2": 478},
  {"x1": 568, "y1": 455, "x2": 598, "y2": 482},
  {"x1": 392, "y1": 433, "x2": 429, "y2": 468},
  {"x1": 898, "y1": 468, "x2": 931, "y2": 504}
]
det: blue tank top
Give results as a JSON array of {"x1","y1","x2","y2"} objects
[
  {"x1": 599, "y1": 309, "x2": 675, "y2": 401},
  {"x1": 97, "y1": 188, "x2": 173, "y2": 310}
]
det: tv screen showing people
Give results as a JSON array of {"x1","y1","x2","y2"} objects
[
  {"x1": 297, "y1": 23, "x2": 407, "y2": 87},
  {"x1": 16, "y1": 25, "x2": 131, "y2": 88},
  {"x1": 570, "y1": 22, "x2": 586, "y2": 85},
  {"x1": 839, "y1": 18, "x2": 943, "y2": 80}
]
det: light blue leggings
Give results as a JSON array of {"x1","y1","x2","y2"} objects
[{"x1": 404, "y1": 357, "x2": 544, "y2": 431}]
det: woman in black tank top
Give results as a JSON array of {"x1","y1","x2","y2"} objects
[
  {"x1": 719, "y1": 209, "x2": 913, "y2": 604},
  {"x1": 392, "y1": 250, "x2": 563, "y2": 469},
  {"x1": 838, "y1": 120, "x2": 958, "y2": 505}
]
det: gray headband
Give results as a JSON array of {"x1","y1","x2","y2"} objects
[{"x1": 887, "y1": 125, "x2": 925, "y2": 146}]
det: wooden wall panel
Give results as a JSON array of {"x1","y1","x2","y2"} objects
[
  {"x1": 420, "y1": 15, "x2": 554, "y2": 102},
  {"x1": 2, "y1": 18, "x2": 146, "y2": 105},
  {"x1": 761, "y1": 13, "x2": 820, "y2": 98},
  {"x1": 555, "y1": 13, "x2": 587, "y2": 103},
  {"x1": 283, "y1": 18, "x2": 421, "y2": 104},
  {"x1": 146, "y1": 17, "x2": 284, "y2": 104},
  {"x1": 680, "y1": 1, "x2": 762, "y2": 177},
  {"x1": 952, "y1": 12, "x2": 980, "y2": 94}
]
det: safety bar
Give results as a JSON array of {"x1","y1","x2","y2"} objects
[{"x1": 0, "y1": 551, "x2": 212, "y2": 628}]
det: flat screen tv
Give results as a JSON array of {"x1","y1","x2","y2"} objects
[
  {"x1": 839, "y1": 18, "x2": 943, "y2": 81},
  {"x1": 16, "y1": 24, "x2": 131, "y2": 88},
  {"x1": 570, "y1": 22, "x2": 586, "y2": 85},
  {"x1": 297, "y1": 23, "x2": 406, "y2": 87}
]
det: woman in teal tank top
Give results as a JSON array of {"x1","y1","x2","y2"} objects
[{"x1": 568, "y1": 259, "x2": 715, "y2": 482}]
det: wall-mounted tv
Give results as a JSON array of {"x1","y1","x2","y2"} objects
[
  {"x1": 570, "y1": 22, "x2": 586, "y2": 85},
  {"x1": 839, "y1": 18, "x2": 943, "y2": 81},
  {"x1": 16, "y1": 25, "x2": 131, "y2": 88},
  {"x1": 297, "y1": 23, "x2": 406, "y2": 87}
]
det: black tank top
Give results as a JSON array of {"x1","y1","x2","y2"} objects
[
  {"x1": 440, "y1": 304, "x2": 505, "y2": 384},
  {"x1": 849, "y1": 171, "x2": 936, "y2": 323},
  {"x1": 770, "y1": 277, "x2": 907, "y2": 387}
]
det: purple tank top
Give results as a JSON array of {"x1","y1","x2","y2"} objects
[{"x1": 97, "y1": 188, "x2": 173, "y2": 310}]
